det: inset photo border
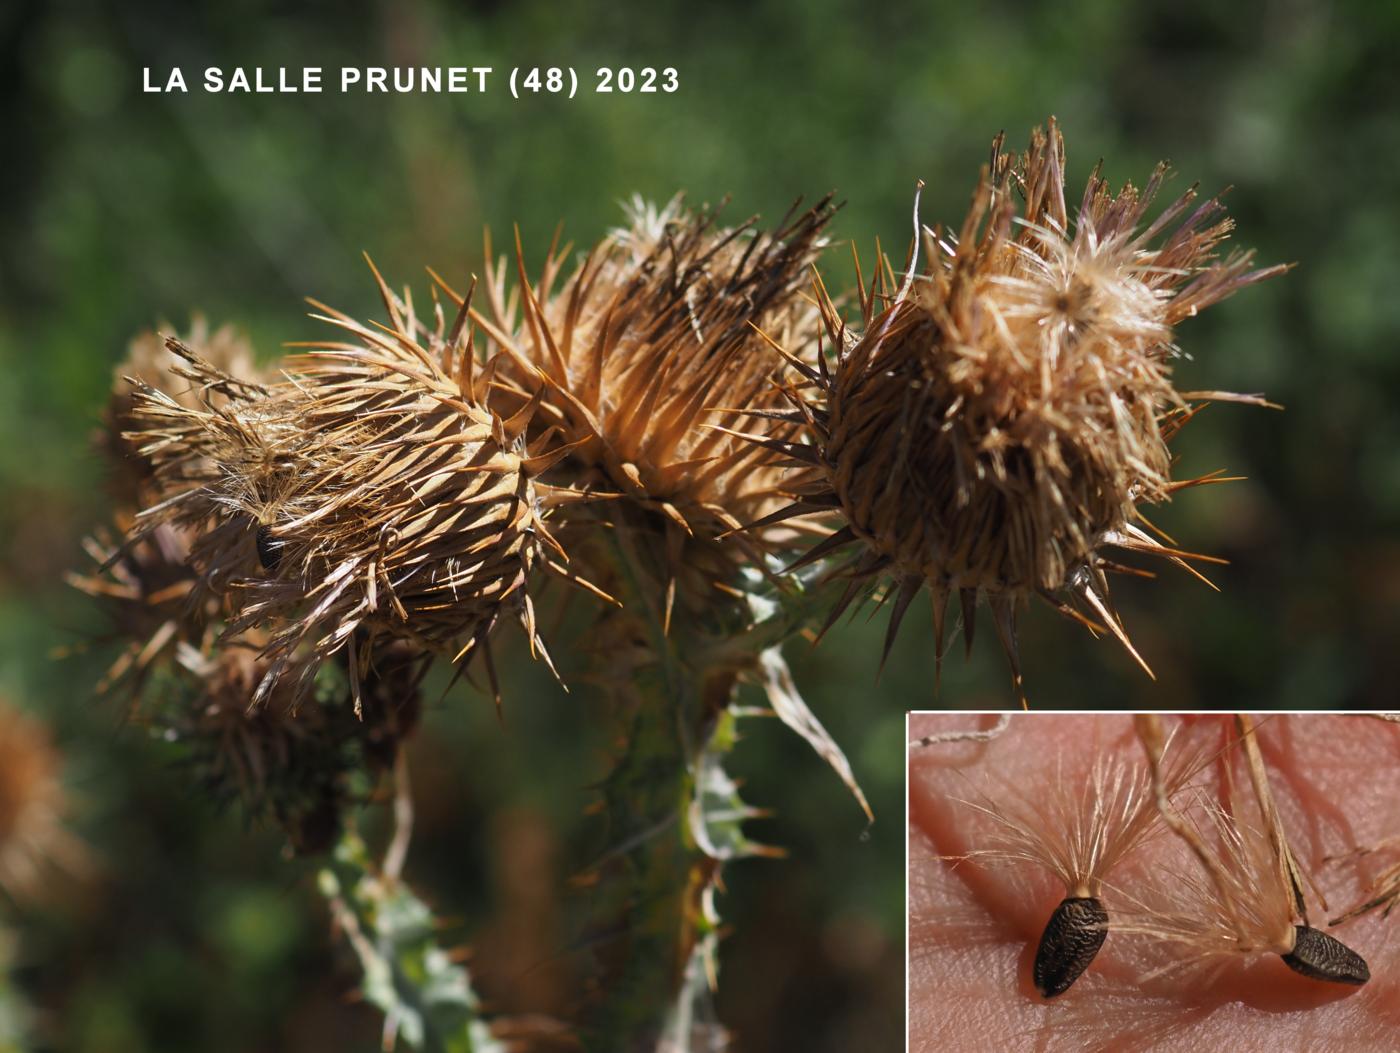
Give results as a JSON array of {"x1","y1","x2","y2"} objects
[{"x1": 907, "y1": 712, "x2": 1400, "y2": 1051}]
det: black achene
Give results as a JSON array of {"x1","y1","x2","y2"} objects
[
  {"x1": 1281, "y1": 925, "x2": 1370, "y2": 985},
  {"x1": 1034, "y1": 896, "x2": 1109, "y2": 998}
]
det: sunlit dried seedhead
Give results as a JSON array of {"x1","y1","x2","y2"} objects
[
  {"x1": 764, "y1": 119, "x2": 1287, "y2": 696},
  {"x1": 125, "y1": 268, "x2": 579, "y2": 705},
  {"x1": 470, "y1": 195, "x2": 836, "y2": 616},
  {"x1": 478, "y1": 195, "x2": 834, "y2": 530}
]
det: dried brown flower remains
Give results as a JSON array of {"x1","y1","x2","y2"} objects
[
  {"x1": 71, "y1": 321, "x2": 263, "y2": 696},
  {"x1": 757, "y1": 119, "x2": 1287, "y2": 696},
  {"x1": 125, "y1": 272, "x2": 577, "y2": 707},
  {"x1": 470, "y1": 195, "x2": 836, "y2": 621}
]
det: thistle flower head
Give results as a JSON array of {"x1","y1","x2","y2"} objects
[
  {"x1": 774, "y1": 119, "x2": 1287, "y2": 691},
  {"x1": 476, "y1": 195, "x2": 835, "y2": 549},
  {"x1": 127, "y1": 271, "x2": 570, "y2": 704}
]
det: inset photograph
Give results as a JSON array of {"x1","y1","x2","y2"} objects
[{"x1": 908, "y1": 712, "x2": 1399, "y2": 1051}]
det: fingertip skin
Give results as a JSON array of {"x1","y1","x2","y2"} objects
[
  {"x1": 1034, "y1": 896, "x2": 1109, "y2": 998},
  {"x1": 1280, "y1": 925, "x2": 1371, "y2": 985}
]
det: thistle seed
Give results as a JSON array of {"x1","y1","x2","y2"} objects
[
  {"x1": 1280, "y1": 925, "x2": 1370, "y2": 985},
  {"x1": 254, "y1": 523, "x2": 284, "y2": 571},
  {"x1": 1034, "y1": 896, "x2": 1108, "y2": 998}
]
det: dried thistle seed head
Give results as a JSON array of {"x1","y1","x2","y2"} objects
[
  {"x1": 771, "y1": 119, "x2": 1286, "y2": 688},
  {"x1": 124, "y1": 338, "x2": 299, "y2": 573},
  {"x1": 169, "y1": 633, "x2": 423, "y2": 854},
  {"x1": 475, "y1": 194, "x2": 835, "y2": 549},
  {"x1": 71, "y1": 321, "x2": 267, "y2": 699},
  {"x1": 1034, "y1": 896, "x2": 1108, "y2": 998},
  {"x1": 1280, "y1": 925, "x2": 1370, "y2": 985},
  {"x1": 127, "y1": 271, "x2": 570, "y2": 705},
  {"x1": 0, "y1": 700, "x2": 86, "y2": 901}
]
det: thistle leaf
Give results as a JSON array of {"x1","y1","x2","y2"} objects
[{"x1": 319, "y1": 834, "x2": 503, "y2": 1053}]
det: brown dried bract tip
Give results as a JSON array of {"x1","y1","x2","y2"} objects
[
  {"x1": 1280, "y1": 925, "x2": 1370, "y2": 985},
  {"x1": 758, "y1": 118, "x2": 1287, "y2": 697},
  {"x1": 1034, "y1": 895, "x2": 1108, "y2": 997}
]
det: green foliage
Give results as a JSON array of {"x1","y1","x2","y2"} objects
[{"x1": 320, "y1": 835, "x2": 501, "y2": 1053}]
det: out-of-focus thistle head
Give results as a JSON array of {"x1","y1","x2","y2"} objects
[
  {"x1": 765, "y1": 120, "x2": 1287, "y2": 696},
  {"x1": 72, "y1": 321, "x2": 266, "y2": 697},
  {"x1": 470, "y1": 195, "x2": 836, "y2": 611},
  {"x1": 0, "y1": 700, "x2": 86, "y2": 902},
  {"x1": 167, "y1": 633, "x2": 424, "y2": 855},
  {"x1": 124, "y1": 269, "x2": 578, "y2": 705}
]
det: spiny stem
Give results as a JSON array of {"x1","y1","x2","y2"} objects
[
  {"x1": 577, "y1": 523, "x2": 732, "y2": 1050},
  {"x1": 320, "y1": 831, "x2": 502, "y2": 1053}
]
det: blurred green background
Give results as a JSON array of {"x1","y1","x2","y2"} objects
[{"x1": 1, "y1": 0, "x2": 1398, "y2": 1049}]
